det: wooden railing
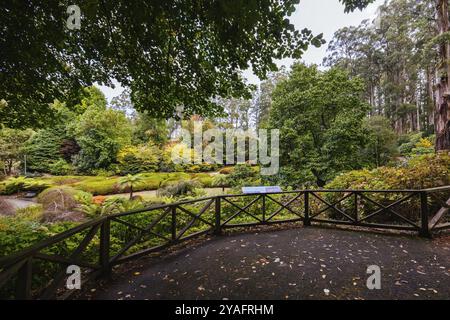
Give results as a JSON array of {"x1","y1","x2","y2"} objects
[{"x1": 0, "y1": 187, "x2": 449, "y2": 300}]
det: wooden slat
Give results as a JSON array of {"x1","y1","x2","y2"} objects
[
  {"x1": 358, "y1": 192, "x2": 420, "y2": 229},
  {"x1": 39, "y1": 224, "x2": 101, "y2": 300},
  {"x1": 265, "y1": 193, "x2": 303, "y2": 221},
  {"x1": 359, "y1": 193, "x2": 417, "y2": 223},
  {"x1": 429, "y1": 197, "x2": 450, "y2": 230},
  {"x1": 309, "y1": 192, "x2": 354, "y2": 219},
  {"x1": 221, "y1": 196, "x2": 262, "y2": 225},
  {"x1": 311, "y1": 192, "x2": 356, "y2": 222}
]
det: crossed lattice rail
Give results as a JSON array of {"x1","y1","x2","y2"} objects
[{"x1": 0, "y1": 187, "x2": 449, "y2": 300}]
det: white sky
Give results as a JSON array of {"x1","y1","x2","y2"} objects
[{"x1": 99, "y1": 0, "x2": 385, "y2": 102}]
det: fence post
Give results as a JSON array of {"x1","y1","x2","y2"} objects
[
  {"x1": 354, "y1": 192, "x2": 359, "y2": 224},
  {"x1": 16, "y1": 258, "x2": 32, "y2": 300},
  {"x1": 171, "y1": 205, "x2": 177, "y2": 241},
  {"x1": 420, "y1": 191, "x2": 431, "y2": 238},
  {"x1": 99, "y1": 218, "x2": 111, "y2": 278},
  {"x1": 262, "y1": 194, "x2": 266, "y2": 224},
  {"x1": 304, "y1": 191, "x2": 311, "y2": 227},
  {"x1": 214, "y1": 197, "x2": 222, "y2": 235}
]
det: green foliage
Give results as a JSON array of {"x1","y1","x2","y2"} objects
[
  {"x1": 76, "y1": 196, "x2": 146, "y2": 219},
  {"x1": 0, "y1": 177, "x2": 51, "y2": 195},
  {"x1": 70, "y1": 94, "x2": 132, "y2": 173},
  {"x1": 325, "y1": 0, "x2": 436, "y2": 138},
  {"x1": 362, "y1": 116, "x2": 398, "y2": 167},
  {"x1": 118, "y1": 174, "x2": 145, "y2": 199},
  {"x1": 131, "y1": 111, "x2": 169, "y2": 146},
  {"x1": 0, "y1": 216, "x2": 77, "y2": 257},
  {"x1": 157, "y1": 180, "x2": 203, "y2": 198},
  {"x1": 15, "y1": 205, "x2": 44, "y2": 222},
  {"x1": 23, "y1": 129, "x2": 64, "y2": 173},
  {"x1": 398, "y1": 133, "x2": 435, "y2": 156},
  {"x1": 0, "y1": 127, "x2": 33, "y2": 175},
  {"x1": 21, "y1": 102, "x2": 77, "y2": 174},
  {"x1": 192, "y1": 173, "x2": 215, "y2": 188},
  {"x1": 117, "y1": 144, "x2": 160, "y2": 175},
  {"x1": 212, "y1": 174, "x2": 230, "y2": 189},
  {"x1": 324, "y1": 153, "x2": 450, "y2": 223},
  {"x1": 268, "y1": 64, "x2": 370, "y2": 187},
  {"x1": 227, "y1": 164, "x2": 257, "y2": 187},
  {"x1": 48, "y1": 159, "x2": 74, "y2": 176},
  {"x1": 326, "y1": 153, "x2": 450, "y2": 190},
  {"x1": 4, "y1": 0, "x2": 375, "y2": 126}
]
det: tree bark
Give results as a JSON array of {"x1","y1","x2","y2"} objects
[{"x1": 435, "y1": 0, "x2": 450, "y2": 150}]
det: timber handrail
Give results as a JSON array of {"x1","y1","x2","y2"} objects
[{"x1": 0, "y1": 187, "x2": 449, "y2": 300}]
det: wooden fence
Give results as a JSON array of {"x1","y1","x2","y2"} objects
[{"x1": 0, "y1": 187, "x2": 449, "y2": 300}]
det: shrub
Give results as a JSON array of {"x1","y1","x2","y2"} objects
[
  {"x1": 91, "y1": 168, "x2": 116, "y2": 177},
  {"x1": 77, "y1": 196, "x2": 145, "y2": 218},
  {"x1": 117, "y1": 144, "x2": 160, "y2": 175},
  {"x1": 157, "y1": 180, "x2": 202, "y2": 198},
  {"x1": 0, "y1": 177, "x2": 27, "y2": 195},
  {"x1": 398, "y1": 132, "x2": 435, "y2": 156},
  {"x1": 410, "y1": 137, "x2": 435, "y2": 156},
  {"x1": 219, "y1": 167, "x2": 234, "y2": 175},
  {"x1": 71, "y1": 177, "x2": 119, "y2": 195},
  {"x1": 211, "y1": 174, "x2": 230, "y2": 189},
  {"x1": 0, "y1": 177, "x2": 51, "y2": 195},
  {"x1": 227, "y1": 164, "x2": 257, "y2": 187},
  {"x1": 0, "y1": 216, "x2": 77, "y2": 257},
  {"x1": 15, "y1": 205, "x2": 44, "y2": 222},
  {"x1": 191, "y1": 173, "x2": 214, "y2": 187},
  {"x1": 327, "y1": 153, "x2": 450, "y2": 191},
  {"x1": 324, "y1": 153, "x2": 450, "y2": 223},
  {"x1": 48, "y1": 160, "x2": 74, "y2": 176},
  {"x1": 160, "y1": 173, "x2": 191, "y2": 188}
]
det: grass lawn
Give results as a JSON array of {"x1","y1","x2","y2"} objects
[{"x1": 0, "y1": 172, "x2": 217, "y2": 196}]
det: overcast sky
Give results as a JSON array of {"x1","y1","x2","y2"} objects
[{"x1": 99, "y1": 0, "x2": 385, "y2": 102}]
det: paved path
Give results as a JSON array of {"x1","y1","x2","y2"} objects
[
  {"x1": 81, "y1": 228, "x2": 450, "y2": 300},
  {"x1": 0, "y1": 197, "x2": 37, "y2": 215},
  {"x1": 106, "y1": 188, "x2": 230, "y2": 199}
]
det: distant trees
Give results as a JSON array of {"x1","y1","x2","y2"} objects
[
  {"x1": 252, "y1": 69, "x2": 288, "y2": 129},
  {"x1": 363, "y1": 116, "x2": 398, "y2": 167},
  {"x1": 268, "y1": 64, "x2": 370, "y2": 187},
  {"x1": 325, "y1": 0, "x2": 450, "y2": 150},
  {"x1": 0, "y1": 128, "x2": 32, "y2": 175}
]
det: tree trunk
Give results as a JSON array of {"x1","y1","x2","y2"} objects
[
  {"x1": 130, "y1": 185, "x2": 134, "y2": 200},
  {"x1": 435, "y1": 0, "x2": 450, "y2": 150}
]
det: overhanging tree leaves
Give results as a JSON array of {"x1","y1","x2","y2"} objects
[{"x1": 1, "y1": 0, "x2": 374, "y2": 128}]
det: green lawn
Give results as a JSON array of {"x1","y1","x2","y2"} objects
[{"x1": 0, "y1": 172, "x2": 216, "y2": 196}]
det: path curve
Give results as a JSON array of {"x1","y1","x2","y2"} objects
[{"x1": 80, "y1": 228, "x2": 450, "y2": 300}]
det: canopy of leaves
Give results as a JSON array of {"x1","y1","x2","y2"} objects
[{"x1": 1, "y1": 0, "x2": 373, "y2": 128}]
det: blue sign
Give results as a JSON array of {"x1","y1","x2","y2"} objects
[{"x1": 242, "y1": 186, "x2": 282, "y2": 194}]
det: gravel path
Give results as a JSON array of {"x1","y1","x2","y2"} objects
[{"x1": 80, "y1": 227, "x2": 450, "y2": 300}]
